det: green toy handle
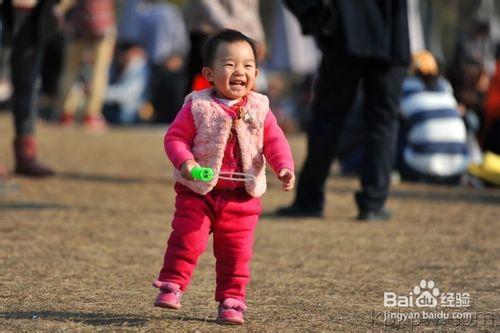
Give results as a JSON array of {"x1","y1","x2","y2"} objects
[{"x1": 191, "y1": 166, "x2": 215, "y2": 182}]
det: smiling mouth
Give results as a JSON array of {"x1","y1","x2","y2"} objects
[{"x1": 229, "y1": 80, "x2": 246, "y2": 87}]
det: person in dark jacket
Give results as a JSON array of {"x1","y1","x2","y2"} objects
[{"x1": 276, "y1": 0, "x2": 410, "y2": 221}]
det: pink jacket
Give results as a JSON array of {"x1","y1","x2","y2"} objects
[{"x1": 165, "y1": 88, "x2": 294, "y2": 197}]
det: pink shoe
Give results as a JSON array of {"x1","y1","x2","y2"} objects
[
  {"x1": 152, "y1": 280, "x2": 182, "y2": 309},
  {"x1": 217, "y1": 298, "x2": 247, "y2": 325}
]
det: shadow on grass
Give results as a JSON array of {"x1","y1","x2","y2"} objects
[
  {"x1": 327, "y1": 182, "x2": 500, "y2": 205},
  {"x1": 390, "y1": 188, "x2": 500, "y2": 205},
  {"x1": 0, "y1": 311, "x2": 148, "y2": 327},
  {"x1": 159, "y1": 314, "x2": 217, "y2": 324},
  {"x1": 57, "y1": 172, "x2": 147, "y2": 184},
  {"x1": 0, "y1": 202, "x2": 69, "y2": 210},
  {"x1": 56, "y1": 172, "x2": 173, "y2": 186},
  {"x1": 260, "y1": 212, "x2": 324, "y2": 221},
  {"x1": 0, "y1": 311, "x2": 220, "y2": 327}
]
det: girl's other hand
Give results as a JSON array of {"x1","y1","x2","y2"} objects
[{"x1": 278, "y1": 168, "x2": 295, "y2": 191}]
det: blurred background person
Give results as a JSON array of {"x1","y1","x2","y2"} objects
[
  {"x1": 265, "y1": 1, "x2": 320, "y2": 133},
  {"x1": 397, "y1": 50, "x2": 469, "y2": 184},
  {"x1": 37, "y1": 25, "x2": 65, "y2": 120},
  {"x1": 56, "y1": 0, "x2": 116, "y2": 132},
  {"x1": 183, "y1": 0, "x2": 266, "y2": 93},
  {"x1": 102, "y1": 42, "x2": 150, "y2": 125},
  {"x1": 0, "y1": 14, "x2": 13, "y2": 111},
  {"x1": 267, "y1": 1, "x2": 319, "y2": 77},
  {"x1": 447, "y1": 16, "x2": 497, "y2": 137},
  {"x1": 334, "y1": 0, "x2": 444, "y2": 177},
  {"x1": 483, "y1": 44, "x2": 500, "y2": 154},
  {"x1": 276, "y1": 0, "x2": 410, "y2": 221},
  {"x1": 0, "y1": 0, "x2": 69, "y2": 176},
  {"x1": 117, "y1": 0, "x2": 189, "y2": 123}
]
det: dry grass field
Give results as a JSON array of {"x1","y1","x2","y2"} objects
[{"x1": 0, "y1": 113, "x2": 499, "y2": 332}]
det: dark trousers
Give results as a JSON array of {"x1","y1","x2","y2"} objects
[
  {"x1": 186, "y1": 32, "x2": 209, "y2": 94},
  {"x1": 10, "y1": 14, "x2": 43, "y2": 137},
  {"x1": 150, "y1": 64, "x2": 186, "y2": 124},
  {"x1": 295, "y1": 44, "x2": 407, "y2": 213},
  {"x1": 40, "y1": 32, "x2": 64, "y2": 97}
]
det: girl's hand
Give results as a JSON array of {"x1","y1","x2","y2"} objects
[
  {"x1": 278, "y1": 168, "x2": 295, "y2": 191},
  {"x1": 180, "y1": 160, "x2": 200, "y2": 180}
]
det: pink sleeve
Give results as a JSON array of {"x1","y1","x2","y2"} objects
[
  {"x1": 263, "y1": 110, "x2": 295, "y2": 174},
  {"x1": 164, "y1": 101, "x2": 196, "y2": 169}
]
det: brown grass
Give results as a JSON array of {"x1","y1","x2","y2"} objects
[{"x1": 0, "y1": 113, "x2": 499, "y2": 332}]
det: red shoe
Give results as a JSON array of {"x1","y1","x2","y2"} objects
[
  {"x1": 60, "y1": 113, "x2": 74, "y2": 128},
  {"x1": 13, "y1": 136, "x2": 54, "y2": 177},
  {"x1": 217, "y1": 298, "x2": 247, "y2": 325},
  {"x1": 152, "y1": 280, "x2": 182, "y2": 309},
  {"x1": 83, "y1": 115, "x2": 108, "y2": 133}
]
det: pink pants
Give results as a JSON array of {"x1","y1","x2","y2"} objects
[{"x1": 158, "y1": 184, "x2": 262, "y2": 302}]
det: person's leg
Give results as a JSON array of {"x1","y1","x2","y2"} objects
[
  {"x1": 154, "y1": 185, "x2": 213, "y2": 309},
  {"x1": 10, "y1": 26, "x2": 41, "y2": 137},
  {"x1": 39, "y1": 32, "x2": 64, "y2": 119},
  {"x1": 56, "y1": 39, "x2": 84, "y2": 121},
  {"x1": 213, "y1": 191, "x2": 261, "y2": 324},
  {"x1": 356, "y1": 61, "x2": 407, "y2": 216},
  {"x1": 157, "y1": 185, "x2": 213, "y2": 291},
  {"x1": 213, "y1": 193, "x2": 261, "y2": 302},
  {"x1": 10, "y1": 14, "x2": 53, "y2": 176},
  {"x1": 278, "y1": 45, "x2": 363, "y2": 215},
  {"x1": 85, "y1": 33, "x2": 116, "y2": 120},
  {"x1": 40, "y1": 33, "x2": 64, "y2": 97}
]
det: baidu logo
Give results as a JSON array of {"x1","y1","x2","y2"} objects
[
  {"x1": 414, "y1": 280, "x2": 440, "y2": 307},
  {"x1": 384, "y1": 279, "x2": 440, "y2": 308},
  {"x1": 384, "y1": 279, "x2": 471, "y2": 308}
]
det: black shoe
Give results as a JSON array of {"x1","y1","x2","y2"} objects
[
  {"x1": 275, "y1": 204, "x2": 323, "y2": 218},
  {"x1": 357, "y1": 208, "x2": 391, "y2": 221}
]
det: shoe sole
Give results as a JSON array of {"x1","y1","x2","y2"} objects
[
  {"x1": 154, "y1": 301, "x2": 181, "y2": 310},
  {"x1": 357, "y1": 213, "x2": 391, "y2": 221},
  {"x1": 217, "y1": 318, "x2": 244, "y2": 325}
]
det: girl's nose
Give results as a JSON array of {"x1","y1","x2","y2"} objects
[{"x1": 234, "y1": 65, "x2": 245, "y2": 74}]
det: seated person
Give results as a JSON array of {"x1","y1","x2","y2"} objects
[
  {"x1": 397, "y1": 51, "x2": 469, "y2": 184},
  {"x1": 117, "y1": 0, "x2": 189, "y2": 123},
  {"x1": 103, "y1": 42, "x2": 150, "y2": 124}
]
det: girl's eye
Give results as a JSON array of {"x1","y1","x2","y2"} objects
[
  {"x1": 245, "y1": 65, "x2": 254, "y2": 68},
  {"x1": 224, "y1": 63, "x2": 234, "y2": 67}
]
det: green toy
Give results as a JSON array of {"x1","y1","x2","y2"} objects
[
  {"x1": 191, "y1": 166, "x2": 215, "y2": 181},
  {"x1": 191, "y1": 166, "x2": 255, "y2": 183}
]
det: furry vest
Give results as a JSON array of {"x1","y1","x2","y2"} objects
[{"x1": 174, "y1": 89, "x2": 269, "y2": 197}]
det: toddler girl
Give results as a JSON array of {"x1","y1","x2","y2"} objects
[{"x1": 153, "y1": 29, "x2": 295, "y2": 325}]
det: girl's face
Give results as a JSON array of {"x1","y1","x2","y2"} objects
[{"x1": 202, "y1": 41, "x2": 258, "y2": 100}]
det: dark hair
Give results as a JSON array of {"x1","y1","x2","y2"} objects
[
  {"x1": 116, "y1": 41, "x2": 142, "y2": 53},
  {"x1": 417, "y1": 72, "x2": 440, "y2": 91},
  {"x1": 201, "y1": 29, "x2": 259, "y2": 67}
]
